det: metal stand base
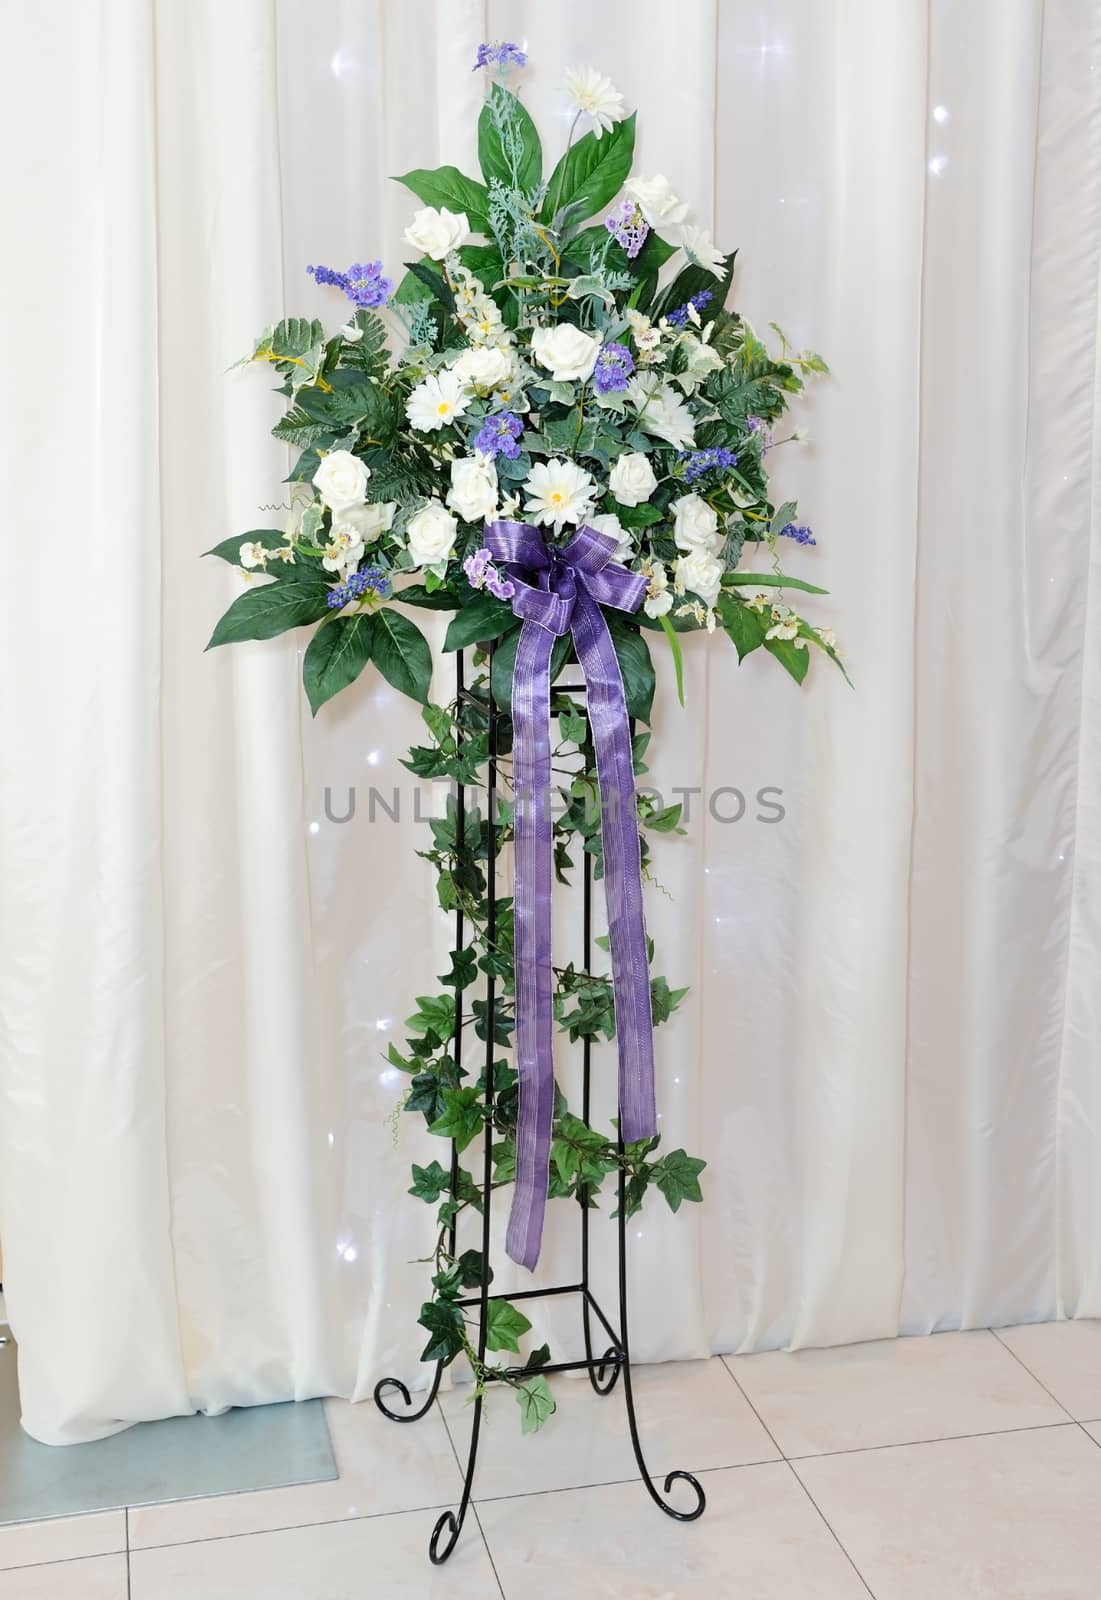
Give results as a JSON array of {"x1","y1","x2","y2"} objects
[{"x1": 373, "y1": 648, "x2": 706, "y2": 1563}]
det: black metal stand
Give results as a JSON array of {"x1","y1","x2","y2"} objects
[{"x1": 373, "y1": 646, "x2": 706, "y2": 1563}]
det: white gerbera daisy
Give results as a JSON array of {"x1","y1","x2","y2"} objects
[
  {"x1": 405, "y1": 369, "x2": 472, "y2": 433},
  {"x1": 523, "y1": 459, "x2": 596, "y2": 529},
  {"x1": 676, "y1": 224, "x2": 726, "y2": 278},
  {"x1": 564, "y1": 66, "x2": 627, "y2": 139}
]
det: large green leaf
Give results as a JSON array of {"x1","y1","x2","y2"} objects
[
  {"x1": 394, "y1": 583, "x2": 462, "y2": 611},
  {"x1": 515, "y1": 1374, "x2": 556, "y2": 1434},
  {"x1": 723, "y1": 571, "x2": 829, "y2": 597},
  {"x1": 302, "y1": 613, "x2": 374, "y2": 715},
  {"x1": 478, "y1": 84, "x2": 542, "y2": 194},
  {"x1": 653, "y1": 1148, "x2": 706, "y2": 1212},
  {"x1": 205, "y1": 530, "x2": 297, "y2": 570},
  {"x1": 417, "y1": 1299, "x2": 466, "y2": 1364},
  {"x1": 607, "y1": 614, "x2": 655, "y2": 724},
  {"x1": 716, "y1": 592, "x2": 767, "y2": 662},
  {"x1": 205, "y1": 579, "x2": 330, "y2": 649},
  {"x1": 484, "y1": 1298, "x2": 533, "y2": 1355},
  {"x1": 457, "y1": 244, "x2": 506, "y2": 294},
  {"x1": 541, "y1": 113, "x2": 636, "y2": 225},
  {"x1": 763, "y1": 634, "x2": 811, "y2": 684},
  {"x1": 443, "y1": 593, "x2": 517, "y2": 652},
  {"x1": 653, "y1": 248, "x2": 737, "y2": 323},
  {"x1": 368, "y1": 609, "x2": 433, "y2": 703},
  {"x1": 393, "y1": 165, "x2": 492, "y2": 236}
]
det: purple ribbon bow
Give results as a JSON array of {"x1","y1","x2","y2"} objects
[{"x1": 482, "y1": 520, "x2": 658, "y2": 1270}]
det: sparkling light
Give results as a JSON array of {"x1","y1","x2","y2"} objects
[
  {"x1": 928, "y1": 155, "x2": 949, "y2": 177},
  {"x1": 308, "y1": 821, "x2": 321, "y2": 835},
  {"x1": 932, "y1": 104, "x2": 950, "y2": 123}
]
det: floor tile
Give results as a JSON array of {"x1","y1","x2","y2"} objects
[
  {"x1": 129, "y1": 1395, "x2": 459, "y2": 1549},
  {"x1": 440, "y1": 1357, "x2": 778, "y2": 1502},
  {"x1": 727, "y1": 1329, "x2": 1065, "y2": 1457},
  {"x1": 478, "y1": 1462, "x2": 870, "y2": 1599},
  {"x1": 0, "y1": 1554, "x2": 128, "y2": 1598},
  {"x1": 996, "y1": 1319, "x2": 1101, "y2": 1419},
  {"x1": 0, "y1": 1510, "x2": 125, "y2": 1571},
  {"x1": 796, "y1": 1423, "x2": 1101, "y2": 1598},
  {"x1": 129, "y1": 1508, "x2": 499, "y2": 1599}
]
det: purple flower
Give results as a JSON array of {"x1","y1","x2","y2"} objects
[
  {"x1": 593, "y1": 342, "x2": 635, "y2": 395},
  {"x1": 778, "y1": 522, "x2": 817, "y2": 546},
  {"x1": 464, "y1": 547, "x2": 514, "y2": 602},
  {"x1": 680, "y1": 447, "x2": 738, "y2": 482},
  {"x1": 666, "y1": 289, "x2": 714, "y2": 328},
  {"x1": 604, "y1": 198, "x2": 650, "y2": 260},
  {"x1": 307, "y1": 260, "x2": 392, "y2": 310},
  {"x1": 486, "y1": 571, "x2": 516, "y2": 602},
  {"x1": 473, "y1": 41, "x2": 527, "y2": 71},
  {"x1": 746, "y1": 415, "x2": 773, "y2": 454},
  {"x1": 326, "y1": 565, "x2": 392, "y2": 609},
  {"x1": 473, "y1": 411, "x2": 524, "y2": 460}
]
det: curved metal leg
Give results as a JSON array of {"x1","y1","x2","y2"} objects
[
  {"x1": 372, "y1": 1365, "x2": 443, "y2": 1423},
  {"x1": 429, "y1": 1387, "x2": 485, "y2": 1564},
  {"x1": 616, "y1": 1159, "x2": 706, "y2": 1522}
]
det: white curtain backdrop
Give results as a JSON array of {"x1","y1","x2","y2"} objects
[{"x1": 2, "y1": 0, "x2": 1099, "y2": 1444}]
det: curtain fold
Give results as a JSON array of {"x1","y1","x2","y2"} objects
[{"x1": 1, "y1": 0, "x2": 1099, "y2": 1444}]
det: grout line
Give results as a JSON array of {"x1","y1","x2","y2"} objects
[
  {"x1": 990, "y1": 1328, "x2": 1078, "y2": 1420},
  {"x1": 125, "y1": 1506, "x2": 132, "y2": 1598},
  {"x1": 469, "y1": 1502, "x2": 506, "y2": 1600},
  {"x1": 435, "y1": 1395, "x2": 504, "y2": 1597},
  {"x1": 717, "y1": 1354, "x2": 787, "y2": 1458},
  {"x1": 0, "y1": 1551, "x2": 128, "y2": 1576},
  {"x1": 470, "y1": 1456, "x2": 781, "y2": 1507},
  {"x1": 786, "y1": 1419, "x2": 1076, "y2": 1463}
]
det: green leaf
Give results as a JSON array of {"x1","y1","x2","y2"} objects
[
  {"x1": 542, "y1": 114, "x2": 636, "y2": 225},
  {"x1": 654, "y1": 249, "x2": 737, "y2": 324},
  {"x1": 443, "y1": 594, "x2": 517, "y2": 652},
  {"x1": 722, "y1": 571, "x2": 829, "y2": 596},
  {"x1": 763, "y1": 634, "x2": 811, "y2": 684},
  {"x1": 409, "y1": 1160, "x2": 451, "y2": 1203},
  {"x1": 302, "y1": 613, "x2": 374, "y2": 714},
  {"x1": 524, "y1": 1342, "x2": 552, "y2": 1372},
  {"x1": 485, "y1": 1299, "x2": 533, "y2": 1355},
  {"x1": 369, "y1": 609, "x2": 433, "y2": 703},
  {"x1": 205, "y1": 579, "x2": 330, "y2": 649},
  {"x1": 417, "y1": 1298, "x2": 466, "y2": 1364},
  {"x1": 716, "y1": 592, "x2": 767, "y2": 662},
  {"x1": 646, "y1": 802, "x2": 683, "y2": 834},
  {"x1": 394, "y1": 583, "x2": 462, "y2": 611},
  {"x1": 658, "y1": 612, "x2": 685, "y2": 707},
  {"x1": 405, "y1": 993, "x2": 456, "y2": 1037},
  {"x1": 428, "y1": 1086, "x2": 485, "y2": 1153},
  {"x1": 650, "y1": 976, "x2": 688, "y2": 1025},
  {"x1": 607, "y1": 615, "x2": 655, "y2": 723},
  {"x1": 392, "y1": 268, "x2": 433, "y2": 307},
  {"x1": 653, "y1": 1148, "x2": 706, "y2": 1212},
  {"x1": 271, "y1": 409, "x2": 336, "y2": 449},
  {"x1": 455, "y1": 1248, "x2": 493, "y2": 1290},
  {"x1": 393, "y1": 165, "x2": 492, "y2": 236},
  {"x1": 478, "y1": 84, "x2": 542, "y2": 194},
  {"x1": 457, "y1": 243, "x2": 506, "y2": 292},
  {"x1": 515, "y1": 1374, "x2": 556, "y2": 1435},
  {"x1": 610, "y1": 500, "x2": 663, "y2": 530},
  {"x1": 205, "y1": 530, "x2": 299, "y2": 570}
]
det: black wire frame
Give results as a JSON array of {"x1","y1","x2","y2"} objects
[{"x1": 373, "y1": 643, "x2": 706, "y2": 1563}]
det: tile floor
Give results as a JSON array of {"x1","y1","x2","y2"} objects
[{"x1": 2, "y1": 1321, "x2": 1101, "y2": 1597}]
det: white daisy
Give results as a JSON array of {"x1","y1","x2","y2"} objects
[
  {"x1": 676, "y1": 224, "x2": 726, "y2": 278},
  {"x1": 405, "y1": 369, "x2": 472, "y2": 433},
  {"x1": 564, "y1": 66, "x2": 627, "y2": 139},
  {"x1": 523, "y1": 459, "x2": 596, "y2": 529}
]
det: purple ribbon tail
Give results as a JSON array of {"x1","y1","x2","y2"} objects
[{"x1": 505, "y1": 619, "x2": 558, "y2": 1271}]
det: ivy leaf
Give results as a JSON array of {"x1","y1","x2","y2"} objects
[
  {"x1": 393, "y1": 165, "x2": 492, "y2": 236},
  {"x1": 524, "y1": 1343, "x2": 551, "y2": 1372},
  {"x1": 478, "y1": 83, "x2": 542, "y2": 194},
  {"x1": 515, "y1": 1375, "x2": 556, "y2": 1435},
  {"x1": 439, "y1": 945, "x2": 478, "y2": 990},
  {"x1": 443, "y1": 594, "x2": 517, "y2": 652},
  {"x1": 542, "y1": 114, "x2": 636, "y2": 225},
  {"x1": 417, "y1": 1299, "x2": 466, "y2": 1364},
  {"x1": 645, "y1": 802, "x2": 683, "y2": 834},
  {"x1": 405, "y1": 994, "x2": 456, "y2": 1037},
  {"x1": 409, "y1": 1160, "x2": 451, "y2": 1203},
  {"x1": 606, "y1": 615, "x2": 655, "y2": 723},
  {"x1": 763, "y1": 635, "x2": 811, "y2": 684},
  {"x1": 485, "y1": 1299, "x2": 533, "y2": 1355},
  {"x1": 428, "y1": 1087, "x2": 485, "y2": 1152},
  {"x1": 455, "y1": 1248, "x2": 493, "y2": 1290},
  {"x1": 302, "y1": 614, "x2": 374, "y2": 715},
  {"x1": 368, "y1": 609, "x2": 433, "y2": 703},
  {"x1": 405, "y1": 1072, "x2": 447, "y2": 1124},
  {"x1": 205, "y1": 579, "x2": 330, "y2": 649},
  {"x1": 650, "y1": 976, "x2": 689, "y2": 1025},
  {"x1": 653, "y1": 1148, "x2": 707, "y2": 1212},
  {"x1": 716, "y1": 592, "x2": 767, "y2": 662}
]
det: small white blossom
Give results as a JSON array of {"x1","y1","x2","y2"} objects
[
  {"x1": 765, "y1": 604, "x2": 805, "y2": 645},
  {"x1": 641, "y1": 559, "x2": 673, "y2": 618},
  {"x1": 321, "y1": 528, "x2": 366, "y2": 575},
  {"x1": 239, "y1": 542, "x2": 268, "y2": 570}
]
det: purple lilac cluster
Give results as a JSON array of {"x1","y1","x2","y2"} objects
[
  {"x1": 593, "y1": 342, "x2": 635, "y2": 395},
  {"x1": 779, "y1": 523, "x2": 817, "y2": 546},
  {"x1": 307, "y1": 260, "x2": 393, "y2": 310},
  {"x1": 464, "y1": 547, "x2": 515, "y2": 602},
  {"x1": 680, "y1": 447, "x2": 738, "y2": 483},
  {"x1": 747, "y1": 415, "x2": 773, "y2": 453},
  {"x1": 604, "y1": 198, "x2": 650, "y2": 260},
  {"x1": 666, "y1": 289, "x2": 714, "y2": 328},
  {"x1": 473, "y1": 40, "x2": 527, "y2": 70},
  {"x1": 326, "y1": 566, "x2": 392, "y2": 609},
  {"x1": 473, "y1": 411, "x2": 524, "y2": 460}
]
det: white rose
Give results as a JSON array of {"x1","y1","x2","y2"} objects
[
  {"x1": 675, "y1": 547, "x2": 724, "y2": 608},
  {"x1": 312, "y1": 450, "x2": 370, "y2": 513},
  {"x1": 403, "y1": 205, "x2": 469, "y2": 260},
  {"x1": 530, "y1": 324, "x2": 601, "y2": 383},
  {"x1": 624, "y1": 174, "x2": 690, "y2": 228},
  {"x1": 450, "y1": 346, "x2": 513, "y2": 392},
  {"x1": 588, "y1": 511, "x2": 632, "y2": 565},
  {"x1": 446, "y1": 454, "x2": 499, "y2": 523},
  {"x1": 608, "y1": 452, "x2": 657, "y2": 507},
  {"x1": 335, "y1": 500, "x2": 396, "y2": 543},
  {"x1": 671, "y1": 493, "x2": 720, "y2": 551},
  {"x1": 406, "y1": 500, "x2": 458, "y2": 568}
]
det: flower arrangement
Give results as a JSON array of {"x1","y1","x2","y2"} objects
[{"x1": 206, "y1": 47, "x2": 842, "y2": 1433}]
